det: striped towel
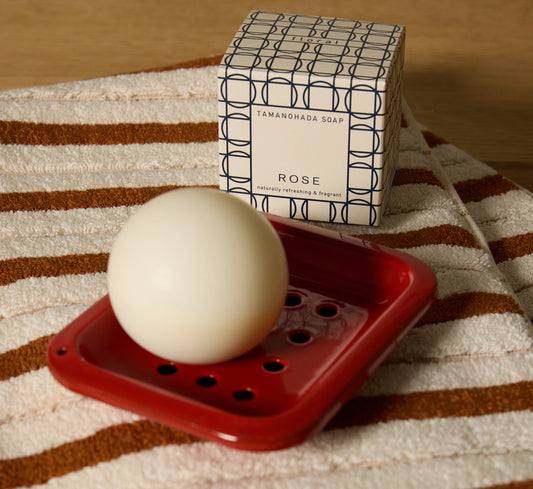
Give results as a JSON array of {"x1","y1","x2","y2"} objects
[{"x1": 1, "y1": 55, "x2": 532, "y2": 489}]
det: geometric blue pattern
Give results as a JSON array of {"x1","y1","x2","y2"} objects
[{"x1": 219, "y1": 11, "x2": 405, "y2": 225}]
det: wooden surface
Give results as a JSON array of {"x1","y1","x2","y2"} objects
[{"x1": 1, "y1": 0, "x2": 531, "y2": 190}]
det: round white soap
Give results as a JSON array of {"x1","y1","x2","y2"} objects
[{"x1": 107, "y1": 188, "x2": 289, "y2": 364}]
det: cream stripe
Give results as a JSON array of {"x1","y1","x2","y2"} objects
[
  {"x1": 498, "y1": 255, "x2": 533, "y2": 293},
  {"x1": 0, "y1": 142, "x2": 217, "y2": 173},
  {"x1": 385, "y1": 184, "x2": 456, "y2": 216},
  {"x1": 390, "y1": 313, "x2": 532, "y2": 361},
  {"x1": 0, "y1": 274, "x2": 107, "y2": 318},
  {"x1": 21, "y1": 412, "x2": 533, "y2": 489},
  {"x1": 431, "y1": 268, "x2": 513, "y2": 298},
  {"x1": 188, "y1": 450, "x2": 533, "y2": 489},
  {"x1": 0, "y1": 207, "x2": 134, "y2": 240},
  {"x1": 0, "y1": 98, "x2": 216, "y2": 124},
  {"x1": 479, "y1": 213, "x2": 533, "y2": 242},
  {"x1": 0, "y1": 368, "x2": 83, "y2": 422},
  {"x1": 397, "y1": 149, "x2": 438, "y2": 169},
  {"x1": 0, "y1": 304, "x2": 88, "y2": 353},
  {"x1": 399, "y1": 128, "x2": 429, "y2": 153},
  {"x1": 0, "y1": 233, "x2": 114, "y2": 260},
  {"x1": 518, "y1": 286, "x2": 533, "y2": 319},
  {"x1": 26, "y1": 449, "x2": 533, "y2": 489},
  {"x1": 365, "y1": 349, "x2": 533, "y2": 395},
  {"x1": 434, "y1": 145, "x2": 497, "y2": 183},
  {"x1": 0, "y1": 167, "x2": 218, "y2": 192},
  {"x1": 0, "y1": 66, "x2": 218, "y2": 101},
  {"x1": 193, "y1": 451, "x2": 533, "y2": 489},
  {"x1": 406, "y1": 245, "x2": 493, "y2": 274},
  {"x1": 466, "y1": 190, "x2": 533, "y2": 227},
  {"x1": 0, "y1": 397, "x2": 140, "y2": 458}
]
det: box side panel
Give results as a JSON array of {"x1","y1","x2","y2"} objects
[
  {"x1": 380, "y1": 27, "x2": 406, "y2": 213},
  {"x1": 218, "y1": 64, "x2": 254, "y2": 204}
]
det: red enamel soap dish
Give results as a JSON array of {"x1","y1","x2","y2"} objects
[{"x1": 47, "y1": 214, "x2": 436, "y2": 451}]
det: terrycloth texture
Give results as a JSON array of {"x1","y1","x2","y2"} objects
[{"x1": 1, "y1": 55, "x2": 532, "y2": 489}]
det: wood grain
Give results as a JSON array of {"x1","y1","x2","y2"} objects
[{"x1": 0, "y1": 0, "x2": 531, "y2": 189}]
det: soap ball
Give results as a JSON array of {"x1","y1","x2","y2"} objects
[{"x1": 107, "y1": 188, "x2": 289, "y2": 364}]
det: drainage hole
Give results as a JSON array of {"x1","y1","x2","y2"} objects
[
  {"x1": 288, "y1": 331, "x2": 311, "y2": 344},
  {"x1": 196, "y1": 376, "x2": 217, "y2": 387},
  {"x1": 157, "y1": 364, "x2": 178, "y2": 375},
  {"x1": 233, "y1": 389, "x2": 255, "y2": 401},
  {"x1": 263, "y1": 360, "x2": 285, "y2": 372},
  {"x1": 285, "y1": 293, "x2": 302, "y2": 307},
  {"x1": 316, "y1": 305, "x2": 338, "y2": 318},
  {"x1": 56, "y1": 347, "x2": 68, "y2": 356}
]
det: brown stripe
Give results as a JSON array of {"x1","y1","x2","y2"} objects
[
  {"x1": 2, "y1": 381, "x2": 531, "y2": 488},
  {"x1": 481, "y1": 481, "x2": 533, "y2": 489},
  {"x1": 0, "y1": 334, "x2": 55, "y2": 381},
  {"x1": 352, "y1": 224, "x2": 481, "y2": 249},
  {"x1": 0, "y1": 253, "x2": 109, "y2": 287},
  {"x1": 400, "y1": 113, "x2": 408, "y2": 128},
  {"x1": 0, "y1": 184, "x2": 217, "y2": 212},
  {"x1": 392, "y1": 167, "x2": 444, "y2": 188},
  {"x1": 418, "y1": 291, "x2": 524, "y2": 326},
  {"x1": 0, "y1": 121, "x2": 217, "y2": 145},
  {"x1": 133, "y1": 54, "x2": 223, "y2": 73},
  {"x1": 422, "y1": 129, "x2": 448, "y2": 148},
  {"x1": 328, "y1": 380, "x2": 533, "y2": 429},
  {"x1": 0, "y1": 420, "x2": 199, "y2": 489},
  {"x1": 489, "y1": 232, "x2": 533, "y2": 263},
  {"x1": 454, "y1": 174, "x2": 519, "y2": 204}
]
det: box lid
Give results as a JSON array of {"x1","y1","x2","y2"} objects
[{"x1": 221, "y1": 11, "x2": 405, "y2": 82}]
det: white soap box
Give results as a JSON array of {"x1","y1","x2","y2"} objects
[{"x1": 218, "y1": 11, "x2": 405, "y2": 225}]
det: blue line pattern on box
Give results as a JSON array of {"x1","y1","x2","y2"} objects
[{"x1": 219, "y1": 11, "x2": 405, "y2": 225}]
